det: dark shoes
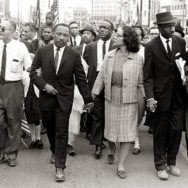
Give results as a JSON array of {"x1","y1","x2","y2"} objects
[
  {"x1": 35, "y1": 140, "x2": 43, "y2": 149},
  {"x1": 29, "y1": 140, "x2": 43, "y2": 149},
  {"x1": 117, "y1": 168, "x2": 127, "y2": 179},
  {"x1": 108, "y1": 154, "x2": 115, "y2": 164},
  {"x1": 29, "y1": 141, "x2": 37, "y2": 149},
  {"x1": 55, "y1": 168, "x2": 65, "y2": 182},
  {"x1": 95, "y1": 145, "x2": 102, "y2": 159},
  {"x1": 67, "y1": 145, "x2": 76, "y2": 156},
  {"x1": 7, "y1": 158, "x2": 17, "y2": 167},
  {"x1": 132, "y1": 147, "x2": 141, "y2": 155}
]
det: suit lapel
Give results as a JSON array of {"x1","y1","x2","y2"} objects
[
  {"x1": 171, "y1": 36, "x2": 178, "y2": 61},
  {"x1": 156, "y1": 36, "x2": 170, "y2": 60},
  {"x1": 56, "y1": 46, "x2": 69, "y2": 75},
  {"x1": 92, "y1": 41, "x2": 98, "y2": 69},
  {"x1": 48, "y1": 44, "x2": 56, "y2": 70}
]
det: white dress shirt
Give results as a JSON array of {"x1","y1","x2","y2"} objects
[
  {"x1": 0, "y1": 39, "x2": 32, "y2": 81},
  {"x1": 97, "y1": 39, "x2": 111, "y2": 72},
  {"x1": 81, "y1": 43, "x2": 86, "y2": 57},
  {"x1": 53, "y1": 45, "x2": 65, "y2": 74},
  {"x1": 71, "y1": 35, "x2": 82, "y2": 46},
  {"x1": 160, "y1": 34, "x2": 172, "y2": 53}
]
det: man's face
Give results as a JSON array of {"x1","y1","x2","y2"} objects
[
  {"x1": 42, "y1": 27, "x2": 53, "y2": 41},
  {"x1": 82, "y1": 30, "x2": 94, "y2": 44},
  {"x1": 69, "y1": 23, "x2": 79, "y2": 37},
  {"x1": 13, "y1": 28, "x2": 20, "y2": 40},
  {"x1": 21, "y1": 26, "x2": 30, "y2": 40},
  {"x1": 54, "y1": 25, "x2": 69, "y2": 48},
  {"x1": 46, "y1": 14, "x2": 54, "y2": 25},
  {"x1": 159, "y1": 23, "x2": 175, "y2": 39},
  {"x1": 99, "y1": 21, "x2": 112, "y2": 41},
  {"x1": 0, "y1": 21, "x2": 14, "y2": 42}
]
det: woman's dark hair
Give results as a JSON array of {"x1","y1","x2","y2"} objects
[
  {"x1": 132, "y1": 25, "x2": 145, "y2": 39},
  {"x1": 122, "y1": 25, "x2": 139, "y2": 53}
]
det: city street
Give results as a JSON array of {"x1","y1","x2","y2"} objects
[{"x1": 0, "y1": 125, "x2": 188, "y2": 188}]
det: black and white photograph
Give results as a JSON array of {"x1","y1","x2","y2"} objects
[{"x1": 0, "y1": 0, "x2": 188, "y2": 187}]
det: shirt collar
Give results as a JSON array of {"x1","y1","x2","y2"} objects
[
  {"x1": 99, "y1": 38, "x2": 111, "y2": 44},
  {"x1": 160, "y1": 34, "x2": 172, "y2": 44},
  {"x1": 53, "y1": 45, "x2": 65, "y2": 53}
]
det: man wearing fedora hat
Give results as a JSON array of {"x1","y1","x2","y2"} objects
[
  {"x1": 144, "y1": 11, "x2": 187, "y2": 180},
  {"x1": 74, "y1": 23, "x2": 96, "y2": 57}
]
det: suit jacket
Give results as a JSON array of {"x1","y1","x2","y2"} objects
[
  {"x1": 30, "y1": 44, "x2": 92, "y2": 112},
  {"x1": 92, "y1": 49, "x2": 144, "y2": 103},
  {"x1": 144, "y1": 35, "x2": 187, "y2": 112},
  {"x1": 73, "y1": 44, "x2": 84, "y2": 56},
  {"x1": 83, "y1": 39, "x2": 116, "y2": 89}
]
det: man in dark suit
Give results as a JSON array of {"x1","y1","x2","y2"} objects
[
  {"x1": 144, "y1": 12, "x2": 187, "y2": 180},
  {"x1": 30, "y1": 23, "x2": 93, "y2": 182},
  {"x1": 83, "y1": 20, "x2": 116, "y2": 159}
]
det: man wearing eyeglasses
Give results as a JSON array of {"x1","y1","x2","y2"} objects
[
  {"x1": 0, "y1": 20, "x2": 32, "y2": 167},
  {"x1": 69, "y1": 21, "x2": 83, "y2": 47},
  {"x1": 30, "y1": 23, "x2": 93, "y2": 182},
  {"x1": 83, "y1": 20, "x2": 116, "y2": 159}
]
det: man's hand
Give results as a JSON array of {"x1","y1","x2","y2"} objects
[
  {"x1": 44, "y1": 84, "x2": 59, "y2": 95},
  {"x1": 146, "y1": 98, "x2": 157, "y2": 113},
  {"x1": 83, "y1": 102, "x2": 94, "y2": 113}
]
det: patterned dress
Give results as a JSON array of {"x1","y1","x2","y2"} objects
[{"x1": 104, "y1": 50, "x2": 138, "y2": 142}]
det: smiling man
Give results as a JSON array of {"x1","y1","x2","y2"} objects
[
  {"x1": 30, "y1": 23, "x2": 93, "y2": 182},
  {"x1": 144, "y1": 12, "x2": 187, "y2": 180}
]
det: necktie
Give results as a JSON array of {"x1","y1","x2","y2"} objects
[
  {"x1": 102, "y1": 41, "x2": 106, "y2": 59},
  {"x1": 166, "y1": 39, "x2": 172, "y2": 57},
  {"x1": 55, "y1": 48, "x2": 60, "y2": 72},
  {"x1": 0, "y1": 44, "x2": 7, "y2": 83},
  {"x1": 73, "y1": 37, "x2": 77, "y2": 46}
]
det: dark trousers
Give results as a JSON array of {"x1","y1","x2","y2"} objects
[
  {"x1": 41, "y1": 103, "x2": 71, "y2": 169},
  {"x1": 0, "y1": 82, "x2": 24, "y2": 159},
  {"x1": 90, "y1": 91, "x2": 105, "y2": 145},
  {"x1": 152, "y1": 97, "x2": 184, "y2": 171}
]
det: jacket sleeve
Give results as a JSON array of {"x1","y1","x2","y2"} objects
[
  {"x1": 92, "y1": 59, "x2": 105, "y2": 95},
  {"x1": 143, "y1": 43, "x2": 154, "y2": 99},
  {"x1": 29, "y1": 48, "x2": 47, "y2": 91},
  {"x1": 138, "y1": 55, "x2": 145, "y2": 98}
]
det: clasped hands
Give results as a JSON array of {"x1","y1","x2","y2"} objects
[{"x1": 146, "y1": 98, "x2": 157, "y2": 113}]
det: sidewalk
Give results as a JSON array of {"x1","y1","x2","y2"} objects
[{"x1": 0, "y1": 126, "x2": 188, "y2": 188}]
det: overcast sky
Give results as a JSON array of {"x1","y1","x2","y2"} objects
[{"x1": 9, "y1": 0, "x2": 172, "y2": 21}]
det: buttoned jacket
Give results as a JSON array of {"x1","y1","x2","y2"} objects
[{"x1": 92, "y1": 49, "x2": 144, "y2": 103}]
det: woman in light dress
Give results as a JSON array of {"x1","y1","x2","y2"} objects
[{"x1": 92, "y1": 26, "x2": 144, "y2": 179}]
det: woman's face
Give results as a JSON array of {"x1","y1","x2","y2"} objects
[{"x1": 112, "y1": 27, "x2": 124, "y2": 47}]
